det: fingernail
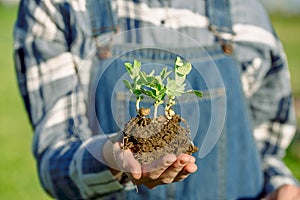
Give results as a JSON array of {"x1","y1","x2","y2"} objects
[{"x1": 180, "y1": 159, "x2": 188, "y2": 165}]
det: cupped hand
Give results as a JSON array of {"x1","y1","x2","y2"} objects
[
  {"x1": 107, "y1": 141, "x2": 198, "y2": 189},
  {"x1": 134, "y1": 153, "x2": 197, "y2": 189}
]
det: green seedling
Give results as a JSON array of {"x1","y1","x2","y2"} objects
[{"x1": 123, "y1": 56, "x2": 202, "y2": 118}]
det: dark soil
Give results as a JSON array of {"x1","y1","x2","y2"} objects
[{"x1": 122, "y1": 114, "x2": 198, "y2": 164}]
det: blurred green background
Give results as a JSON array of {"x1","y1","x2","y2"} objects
[{"x1": 0, "y1": 3, "x2": 299, "y2": 200}]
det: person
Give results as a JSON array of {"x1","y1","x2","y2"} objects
[{"x1": 13, "y1": 0, "x2": 300, "y2": 199}]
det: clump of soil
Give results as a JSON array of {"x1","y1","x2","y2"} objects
[{"x1": 122, "y1": 114, "x2": 198, "y2": 164}]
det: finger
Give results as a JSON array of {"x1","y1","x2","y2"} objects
[
  {"x1": 173, "y1": 162, "x2": 198, "y2": 182},
  {"x1": 142, "y1": 154, "x2": 177, "y2": 180},
  {"x1": 157, "y1": 154, "x2": 194, "y2": 183},
  {"x1": 113, "y1": 142, "x2": 142, "y2": 179},
  {"x1": 133, "y1": 153, "x2": 177, "y2": 185},
  {"x1": 142, "y1": 169, "x2": 195, "y2": 189},
  {"x1": 142, "y1": 154, "x2": 197, "y2": 188}
]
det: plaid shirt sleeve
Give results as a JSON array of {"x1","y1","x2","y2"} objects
[
  {"x1": 231, "y1": 3, "x2": 300, "y2": 193},
  {"x1": 13, "y1": 0, "x2": 124, "y2": 199},
  {"x1": 246, "y1": 48, "x2": 300, "y2": 194}
]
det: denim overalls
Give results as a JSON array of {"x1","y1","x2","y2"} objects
[{"x1": 88, "y1": 0, "x2": 264, "y2": 199}]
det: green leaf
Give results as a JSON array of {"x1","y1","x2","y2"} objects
[
  {"x1": 133, "y1": 59, "x2": 141, "y2": 68},
  {"x1": 153, "y1": 83, "x2": 166, "y2": 97},
  {"x1": 176, "y1": 62, "x2": 192, "y2": 75},
  {"x1": 123, "y1": 80, "x2": 132, "y2": 90},
  {"x1": 133, "y1": 76, "x2": 139, "y2": 84},
  {"x1": 149, "y1": 70, "x2": 155, "y2": 77},
  {"x1": 131, "y1": 65, "x2": 140, "y2": 79},
  {"x1": 160, "y1": 67, "x2": 172, "y2": 82},
  {"x1": 141, "y1": 89, "x2": 156, "y2": 99},
  {"x1": 124, "y1": 62, "x2": 133, "y2": 76},
  {"x1": 139, "y1": 71, "x2": 148, "y2": 84},
  {"x1": 146, "y1": 76, "x2": 158, "y2": 85},
  {"x1": 124, "y1": 60, "x2": 141, "y2": 80},
  {"x1": 124, "y1": 62, "x2": 132, "y2": 70},
  {"x1": 175, "y1": 56, "x2": 192, "y2": 76},
  {"x1": 156, "y1": 83, "x2": 163, "y2": 91},
  {"x1": 175, "y1": 56, "x2": 184, "y2": 67},
  {"x1": 186, "y1": 90, "x2": 203, "y2": 98},
  {"x1": 166, "y1": 78, "x2": 183, "y2": 97},
  {"x1": 193, "y1": 90, "x2": 202, "y2": 97},
  {"x1": 166, "y1": 78, "x2": 177, "y2": 90},
  {"x1": 156, "y1": 87, "x2": 166, "y2": 100},
  {"x1": 176, "y1": 83, "x2": 186, "y2": 93},
  {"x1": 155, "y1": 75, "x2": 162, "y2": 84},
  {"x1": 175, "y1": 73, "x2": 186, "y2": 85},
  {"x1": 133, "y1": 89, "x2": 142, "y2": 96}
]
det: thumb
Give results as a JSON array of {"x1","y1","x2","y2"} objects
[{"x1": 112, "y1": 142, "x2": 142, "y2": 179}]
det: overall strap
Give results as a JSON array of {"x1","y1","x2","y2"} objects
[
  {"x1": 206, "y1": 0, "x2": 235, "y2": 54},
  {"x1": 86, "y1": 0, "x2": 118, "y2": 37},
  {"x1": 206, "y1": 0, "x2": 233, "y2": 34}
]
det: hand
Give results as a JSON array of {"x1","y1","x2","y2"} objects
[
  {"x1": 132, "y1": 153, "x2": 197, "y2": 189},
  {"x1": 103, "y1": 140, "x2": 198, "y2": 189},
  {"x1": 263, "y1": 184, "x2": 300, "y2": 200}
]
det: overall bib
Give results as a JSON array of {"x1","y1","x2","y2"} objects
[{"x1": 88, "y1": 0, "x2": 264, "y2": 199}]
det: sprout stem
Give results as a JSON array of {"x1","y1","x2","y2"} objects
[
  {"x1": 165, "y1": 98, "x2": 176, "y2": 111},
  {"x1": 136, "y1": 96, "x2": 141, "y2": 113},
  {"x1": 154, "y1": 104, "x2": 158, "y2": 118}
]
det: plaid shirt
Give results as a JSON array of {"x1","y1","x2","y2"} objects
[{"x1": 14, "y1": 0, "x2": 299, "y2": 199}]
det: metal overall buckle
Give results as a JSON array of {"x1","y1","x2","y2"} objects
[
  {"x1": 95, "y1": 27, "x2": 120, "y2": 60},
  {"x1": 96, "y1": 37, "x2": 113, "y2": 60},
  {"x1": 209, "y1": 25, "x2": 234, "y2": 55}
]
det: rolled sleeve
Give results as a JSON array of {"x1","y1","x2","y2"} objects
[
  {"x1": 70, "y1": 135, "x2": 124, "y2": 199},
  {"x1": 263, "y1": 155, "x2": 299, "y2": 194}
]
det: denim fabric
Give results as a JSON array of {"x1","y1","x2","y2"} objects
[
  {"x1": 86, "y1": 0, "x2": 118, "y2": 36},
  {"x1": 206, "y1": 0, "x2": 233, "y2": 34},
  {"x1": 91, "y1": 0, "x2": 264, "y2": 199},
  {"x1": 93, "y1": 44, "x2": 263, "y2": 200}
]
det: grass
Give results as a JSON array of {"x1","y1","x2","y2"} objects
[
  {"x1": 270, "y1": 14, "x2": 300, "y2": 96},
  {"x1": 270, "y1": 14, "x2": 300, "y2": 180},
  {"x1": 284, "y1": 135, "x2": 300, "y2": 180},
  {"x1": 0, "y1": 4, "x2": 299, "y2": 199},
  {"x1": 0, "y1": 4, "x2": 51, "y2": 200}
]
